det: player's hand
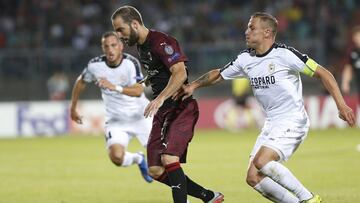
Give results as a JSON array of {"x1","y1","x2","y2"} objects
[
  {"x1": 70, "y1": 109, "x2": 83, "y2": 124},
  {"x1": 97, "y1": 78, "x2": 115, "y2": 90},
  {"x1": 144, "y1": 97, "x2": 164, "y2": 118},
  {"x1": 172, "y1": 84, "x2": 195, "y2": 101},
  {"x1": 338, "y1": 104, "x2": 356, "y2": 127}
]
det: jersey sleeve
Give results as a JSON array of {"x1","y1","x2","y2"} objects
[
  {"x1": 153, "y1": 35, "x2": 188, "y2": 68},
  {"x1": 81, "y1": 64, "x2": 96, "y2": 83},
  {"x1": 220, "y1": 54, "x2": 247, "y2": 80},
  {"x1": 125, "y1": 54, "x2": 144, "y2": 85},
  {"x1": 285, "y1": 47, "x2": 319, "y2": 77}
]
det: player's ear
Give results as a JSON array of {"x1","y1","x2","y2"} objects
[
  {"x1": 264, "y1": 28, "x2": 271, "y2": 38},
  {"x1": 131, "y1": 20, "x2": 138, "y2": 30}
]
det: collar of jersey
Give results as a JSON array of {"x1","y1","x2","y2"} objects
[
  {"x1": 105, "y1": 55, "x2": 124, "y2": 69},
  {"x1": 255, "y1": 43, "x2": 275, "y2": 57}
]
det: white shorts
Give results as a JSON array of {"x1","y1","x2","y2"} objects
[
  {"x1": 250, "y1": 117, "x2": 310, "y2": 162},
  {"x1": 104, "y1": 117, "x2": 152, "y2": 149}
]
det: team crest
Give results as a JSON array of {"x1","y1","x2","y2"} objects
[
  {"x1": 164, "y1": 45, "x2": 174, "y2": 55},
  {"x1": 268, "y1": 63, "x2": 275, "y2": 73}
]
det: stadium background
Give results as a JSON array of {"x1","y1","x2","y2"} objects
[
  {"x1": 1, "y1": 0, "x2": 359, "y2": 100},
  {"x1": 0, "y1": 1, "x2": 360, "y2": 203}
]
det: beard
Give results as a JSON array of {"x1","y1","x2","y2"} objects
[{"x1": 127, "y1": 26, "x2": 139, "y2": 46}]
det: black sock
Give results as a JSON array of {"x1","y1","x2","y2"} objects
[
  {"x1": 186, "y1": 176, "x2": 214, "y2": 202},
  {"x1": 165, "y1": 162, "x2": 187, "y2": 203},
  {"x1": 155, "y1": 171, "x2": 170, "y2": 186},
  {"x1": 156, "y1": 170, "x2": 214, "y2": 202}
]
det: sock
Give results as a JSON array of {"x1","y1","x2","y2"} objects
[
  {"x1": 186, "y1": 176, "x2": 214, "y2": 202},
  {"x1": 121, "y1": 152, "x2": 142, "y2": 167},
  {"x1": 254, "y1": 177, "x2": 299, "y2": 203},
  {"x1": 156, "y1": 171, "x2": 214, "y2": 202},
  {"x1": 165, "y1": 162, "x2": 187, "y2": 203},
  {"x1": 155, "y1": 171, "x2": 170, "y2": 186},
  {"x1": 260, "y1": 161, "x2": 313, "y2": 201}
]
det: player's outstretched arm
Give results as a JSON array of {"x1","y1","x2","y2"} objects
[
  {"x1": 313, "y1": 65, "x2": 356, "y2": 126},
  {"x1": 190, "y1": 68, "x2": 224, "y2": 89},
  {"x1": 97, "y1": 77, "x2": 144, "y2": 97},
  {"x1": 70, "y1": 76, "x2": 87, "y2": 124},
  {"x1": 173, "y1": 69, "x2": 224, "y2": 101}
]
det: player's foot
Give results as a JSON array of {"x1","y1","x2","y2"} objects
[
  {"x1": 301, "y1": 194, "x2": 322, "y2": 203},
  {"x1": 207, "y1": 192, "x2": 224, "y2": 203},
  {"x1": 137, "y1": 152, "x2": 153, "y2": 183}
]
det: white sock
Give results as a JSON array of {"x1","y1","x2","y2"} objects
[
  {"x1": 254, "y1": 177, "x2": 299, "y2": 203},
  {"x1": 260, "y1": 161, "x2": 313, "y2": 201},
  {"x1": 121, "y1": 152, "x2": 143, "y2": 167}
]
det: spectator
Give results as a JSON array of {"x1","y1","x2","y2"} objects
[{"x1": 47, "y1": 71, "x2": 69, "y2": 100}]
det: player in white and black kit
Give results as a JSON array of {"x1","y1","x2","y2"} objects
[
  {"x1": 342, "y1": 26, "x2": 360, "y2": 104},
  {"x1": 70, "y1": 31, "x2": 153, "y2": 183},
  {"x1": 177, "y1": 13, "x2": 356, "y2": 203}
]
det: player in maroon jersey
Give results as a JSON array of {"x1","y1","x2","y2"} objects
[{"x1": 111, "y1": 5, "x2": 224, "y2": 203}]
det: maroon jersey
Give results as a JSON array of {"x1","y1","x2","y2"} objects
[{"x1": 137, "y1": 30, "x2": 190, "y2": 108}]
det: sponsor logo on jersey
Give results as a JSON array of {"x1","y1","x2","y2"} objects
[{"x1": 250, "y1": 76, "x2": 276, "y2": 89}]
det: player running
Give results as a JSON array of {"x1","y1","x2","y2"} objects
[
  {"x1": 176, "y1": 12, "x2": 355, "y2": 203},
  {"x1": 70, "y1": 31, "x2": 153, "y2": 183},
  {"x1": 111, "y1": 5, "x2": 224, "y2": 203}
]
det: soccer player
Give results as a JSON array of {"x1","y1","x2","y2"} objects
[
  {"x1": 342, "y1": 26, "x2": 360, "y2": 104},
  {"x1": 111, "y1": 6, "x2": 224, "y2": 203},
  {"x1": 70, "y1": 31, "x2": 153, "y2": 183},
  {"x1": 176, "y1": 12, "x2": 356, "y2": 203}
]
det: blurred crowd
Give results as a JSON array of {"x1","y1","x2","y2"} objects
[
  {"x1": 0, "y1": 0, "x2": 359, "y2": 100},
  {"x1": 0, "y1": 0, "x2": 359, "y2": 51}
]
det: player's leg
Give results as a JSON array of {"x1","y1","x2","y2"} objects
[
  {"x1": 253, "y1": 146, "x2": 313, "y2": 202},
  {"x1": 147, "y1": 99, "x2": 223, "y2": 203},
  {"x1": 246, "y1": 158, "x2": 299, "y2": 202},
  {"x1": 132, "y1": 117, "x2": 154, "y2": 182},
  {"x1": 108, "y1": 144, "x2": 143, "y2": 167},
  {"x1": 161, "y1": 154, "x2": 187, "y2": 203},
  {"x1": 160, "y1": 99, "x2": 223, "y2": 203},
  {"x1": 105, "y1": 125, "x2": 151, "y2": 182}
]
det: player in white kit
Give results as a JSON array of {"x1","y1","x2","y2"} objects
[
  {"x1": 70, "y1": 31, "x2": 153, "y2": 183},
  {"x1": 176, "y1": 13, "x2": 356, "y2": 203}
]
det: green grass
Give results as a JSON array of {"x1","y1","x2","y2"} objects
[{"x1": 0, "y1": 128, "x2": 359, "y2": 203}]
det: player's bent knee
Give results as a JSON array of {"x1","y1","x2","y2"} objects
[
  {"x1": 109, "y1": 151, "x2": 125, "y2": 166},
  {"x1": 148, "y1": 166, "x2": 164, "y2": 179},
  {"x1": 246, "y1": 174, "x2": 260, "y2": 187},
  {"x1": 252, "y1": 157, "x2": 269, "y2": 170}
]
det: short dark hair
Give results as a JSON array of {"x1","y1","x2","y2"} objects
[
  {"x1": 101, "y1": 31, "x2": 121, "y2": 42},
  {"x1": 111, "y1": 5, "x2": 143, "y2": 25},
  {"x1": 102, "y1": 31, "x2": 119, "y2": 39},
  {"x1": 251, "y1": 12, "x2": 278, "y2": 36}
]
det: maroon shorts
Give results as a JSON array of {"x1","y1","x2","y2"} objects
[{"x1": 147, "y1": 98, "x2": 199, "y2": 167}]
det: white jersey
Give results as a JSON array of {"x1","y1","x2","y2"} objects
[
  {"x1": 220, "y1": 43, "x2": 319, "y2": 120},
  {"x1": 82, "y1": 53, "x2": 149, "y2": 123}
]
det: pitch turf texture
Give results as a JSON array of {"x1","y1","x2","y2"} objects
[{"x1": 1, "y1": 128, "x2": 359, "y2": 203}]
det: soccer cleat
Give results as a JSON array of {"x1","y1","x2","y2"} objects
[
  {"x1": 301, "y1": 194, "x2": 322, "y2": 203},
  {"x1": 207, "y1": 192, "x2": 224, "y2": 203},
  {"x1": 137, "y1": 152, "x2": 153, "y2": 183}
]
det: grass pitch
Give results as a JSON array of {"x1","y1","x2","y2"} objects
[{"x1": 0, "y1": 128, "x2": 359, "y2": 203}]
